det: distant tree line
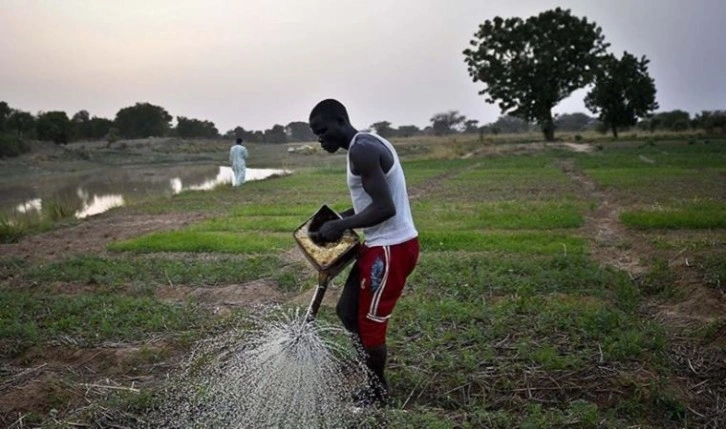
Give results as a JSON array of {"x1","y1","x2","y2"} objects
[
  {"x1": 2, "y1": 97, "x2": 724, "y2": 159},
  {"x1": 0, "y1": 101, "x2": 223, "y2": 152},
  {"x1": 362, "y1": 109, "x2": 726, "y2": 139},
  {"x1": 0, "y1": 101, "x2": 326, "y2": 158},
  {"x1": 223, "y1": 123, "x2": 313, "y2": 144}
]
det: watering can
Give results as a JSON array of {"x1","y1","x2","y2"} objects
[{"x1": 293, "y1": 205, "x2": 360, "y2": 322}]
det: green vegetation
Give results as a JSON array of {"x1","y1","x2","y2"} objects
[
  {"x1": 621, "y1": 201, "x2": 726, "y2": 229},
  {"x1": 0, "y1": 290, "x2": 204, "y2": 355},
  {"x1": 414, "y1": 201, "x2": 584, "y2": 230},
  {"x1": 463, "y1": 8, "x2": 609, "y2": 141},
  {"x1": 0, "y1": 133, "x2": 30, "y2": 158},
  {"x1": 0, "y1": 194, "x2": 82, "y2": 243},
  {"x1": 24, "y1": 255, "x2": 296, "y2": 289},
  {"x1": 585, "y1": 52, "x2": 658, "y2": 138},
  {"x1": 1, "y1": 136, "x2": 724, "y2": 428},
  {"x1": 110, "y1": 230, "x2": 291, "y2": 254}
]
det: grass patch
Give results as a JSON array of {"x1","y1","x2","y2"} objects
[
  {"x1": 0, "y1": 290, "x2": 205, "y2": 353},
  {"x1": 702, "y1": 254, "x2": 726, "y2": 292},
  {"x1": 24, "y1": 254, "x2": 297, "y2": 289},
  {"x1": 621, "y1": 201, "x2": 726, "y2": 229},
  {"x1": 108, "y1": 230, "x2": 292, "y2": 254},
  {"x1": 414, "y1": 201, "x2": 584, "y2": 230},
  {"x1": 574, "y1": 140, "x2": 726, "y2": 169},
  {"x1": 419, "y1": 231, "x2": 585, "y2": 254},
  {"x1": 408, "y1": 253, "x2": 624, "y2": 299},
  {"x1": 193, "y1": 215, "x2": 304, "y2": 233},
  {"x1": 0, "y1": 215, "x2": 28, "y2": 243},
  {"x1": 0, "y1": 209, "x2": 69, "y2": 243},
  {"x1": 639, "y1": 259, "x2": 681, "y2": 299}
]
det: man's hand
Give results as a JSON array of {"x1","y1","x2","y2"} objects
[{"x1": 309, "y1": 220, "x2": 345, "y2": 245}]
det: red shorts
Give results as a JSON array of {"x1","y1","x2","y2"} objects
[{"x1": 357, "y1": 237, "x2": 419, "y2": 348}]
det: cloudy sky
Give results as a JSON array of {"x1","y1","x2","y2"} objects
[{"x1": 1, "y1": 0, "x2": 724, "y2": 133}]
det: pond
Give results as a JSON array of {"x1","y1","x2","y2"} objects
[{"x1": 1, "y1": 165, "x2": 289, "y2": 220}]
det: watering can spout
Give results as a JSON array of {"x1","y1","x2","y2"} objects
[{"x1": 304, "y1": 272, "x2": 332, "y2": 323}]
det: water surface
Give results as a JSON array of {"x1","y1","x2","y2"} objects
[{"x1": 1, "y1": 165, "x2": 288, "y2": 219}]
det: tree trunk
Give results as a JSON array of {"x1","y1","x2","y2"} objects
[
  {"x1": 541, "y1": 117, "x2": 556, "y2": 142},
  {"x1": 612, "y1": 124, "x2": 619, "y2": 139}
]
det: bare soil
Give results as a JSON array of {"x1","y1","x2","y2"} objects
[{"x1": 1, "y1": 212, "x2": 209, "y2": 262}]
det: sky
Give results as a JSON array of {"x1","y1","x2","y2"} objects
[{"x1": 1, "y1": 0, "x2": 724, "y2": 133}]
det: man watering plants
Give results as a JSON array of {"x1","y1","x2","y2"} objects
[{"x1": 308, "y1": 99, "x2": 420, "y2": 408}]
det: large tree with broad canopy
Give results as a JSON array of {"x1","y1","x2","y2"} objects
[{"x1": 463, "y1": 8, "x2": 609, "y2": 141}]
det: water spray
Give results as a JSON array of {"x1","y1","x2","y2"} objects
[{"x1": 146, "y1": 206, "x2": 375, "y2": 428}]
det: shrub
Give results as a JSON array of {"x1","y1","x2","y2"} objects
[{"x1": 0, "y1": 133, "x2": 30, "y2": 158}]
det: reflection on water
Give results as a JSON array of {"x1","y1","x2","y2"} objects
[
  {"x1": 15, "y1": 198, "x2": 42, "y2": 214},
  {"x1": 76, "y1": 192, "x2": 125, "y2": 219},
  {"x1": 170, "y1": 167, "x2": 284, "y2": 194},
  {"x1": 2, "y1": 166, "x2": 289, "y2": 220}
]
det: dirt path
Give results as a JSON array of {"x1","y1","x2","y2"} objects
[
  {"x1": 557, "y1": 159, "x2": 648, "y2": 277},
  {"x1": 558, "y1": 158, "x2": 726, "y2": 428}
]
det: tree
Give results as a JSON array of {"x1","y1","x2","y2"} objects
[
  {"x1": 397, "y1": 125, "x2": 420, "y2": 137},
  {"x1": 463, "y1": 8, "x2": 609, "y2": 141},
  {"x1": 285, "y1": 121, "x2": 316, "y2": 142},
  {"x1": 71, "y1": 110, "x2": 92, "y2": 140},
  {"x1": 430, "y1": 111, "x2": 466, "y2": 135},
  {"x1": 36, "y1": 111, "x2": 72, "y2": 144},
  {"x1": 487, "y1": 115, "x2": 534, "y2": 134},
  {"x1": 464, "y1": 119, "x2": 480, "y2": 134},
  {"x1": 87, "y1": 117, "x2": 114, "y2": 140},
  {"x1": 555, "y1": 112, "x2": 596, "y2": 132},
  {"x1": 0, "y1": 101, "x2": 11, "y2": 132},
  {"x1": 72, "y1": 110, "x2": 90, "y2": 124},
  {"x1": 652, "y1": 110, "x2": 691, "y2": 131},
  {"x1": 175, "y1": 116, "x2": 219, "y2": 138},
  {"x1": 370, "y1": 121, "x2": 396, "y2": 138},
  {"x1": 692, "y1": 111, "x2": 726, "y2": 133},
  {"x1": 6, "y1": 110, "x2": 36, "y2": 138},
  {"x1": 584, "y1": 52, "x2": 658, "y2": 138},
  {"x1": 114, "y1": 102, "x2": 172, "y2": 139},
  {"x1": 106, "y1": 127, "x2": 120, "y2": 148},
  {"x1": 263, "y1": 124, "x2": 287, "y2": 143}
]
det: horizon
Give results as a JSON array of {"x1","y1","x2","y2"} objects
[{"x1": 2, "y1": 0, "x2": 724, "y2": 133}]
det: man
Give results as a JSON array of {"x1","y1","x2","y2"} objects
[
  {"x1": 308, "y1": 99, "x2": 419, "y2": 407},
  {"x1": 229, "y1": 138, "x2": 249, "y2": 186}
]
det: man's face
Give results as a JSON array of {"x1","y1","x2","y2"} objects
[{"x1": 309, "y1": 115, "x2": 345, "y2": 153}]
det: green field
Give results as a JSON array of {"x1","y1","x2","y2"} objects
[{"x1": 0, "y1": 136, "x2": 724, "y2": 428}]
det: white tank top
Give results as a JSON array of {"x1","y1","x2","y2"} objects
[{"x1": 346, "y1": 132, "x2": 418, "y2": 246}]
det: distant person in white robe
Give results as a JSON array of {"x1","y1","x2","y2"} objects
[{"x1": 229, "y1": 138, "x2": 249, "y2": 186}]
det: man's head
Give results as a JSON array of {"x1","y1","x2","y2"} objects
[
  {"x1": 235, "y1": 138, "x2": 243, "y2": 145},
  {"x1": 309, "y1": 99, "x2": 354, "y2": 153}
]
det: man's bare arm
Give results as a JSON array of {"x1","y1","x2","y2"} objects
[{"x1": 314, "y1": 142, "x2": 395, "y2": 241}]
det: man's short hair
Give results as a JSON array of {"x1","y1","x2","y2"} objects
[
  {"x1": 236, "y1": 138, "x2": 243, "y2": 144},
  {"x1": 309, "y1": 99, "x2": 349, "y2": 122}
]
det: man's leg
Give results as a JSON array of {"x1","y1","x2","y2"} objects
[
  {"x1": 357, "y1": 239, "x2": 420, "y2": 405},
  {"x1": 364, "y1": 344, "x2": 389, "y2": 399},
  {"x1": 336, "y1": 264, "x2": 360, "y2": 335}
]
